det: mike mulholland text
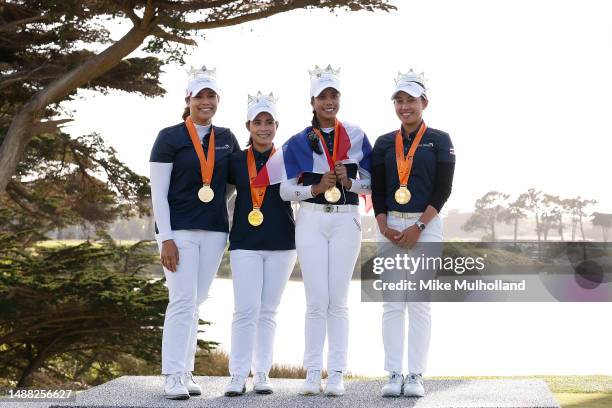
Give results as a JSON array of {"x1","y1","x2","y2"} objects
[{"x1": 373, "y1": 279, "x2": 527, "y2": 292}]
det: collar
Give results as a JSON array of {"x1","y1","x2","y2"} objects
[
  {"x1": 252, "y1": 145, "x2": 273, "y2": 159},
  {"x1": 194, "y1": 123, "x2": 212, "y2": 141},
  {"x1": 400, "y1": 120, "x2": 424, "y2": 141}
]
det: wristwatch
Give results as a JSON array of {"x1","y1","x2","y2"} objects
[{"x1": 415, "y1": 220, "x2": 426, "y2": 232}]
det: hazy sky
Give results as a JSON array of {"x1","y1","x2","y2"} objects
[{"x1": 65, "y1": 0, "x2": 612, "y2": 213}]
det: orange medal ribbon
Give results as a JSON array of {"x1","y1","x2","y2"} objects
[
  {"x1": 185, "y1": 116, "x2": 215, "y2": 186},
  {"x1": 247, "y1": 145, "x2": 276, "y2": 210},
  {"x1": 312, "y1": 120, "x2": 343, "y2": 203},
  {"x1": 395, "y1": 122, "x2": 427, "y2": 187},
  {"x1": 311, "y1": 119, "x2": 340, "y2": 169}
]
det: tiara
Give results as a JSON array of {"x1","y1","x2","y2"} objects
[
  {"x1": 309, "y1": 64, "x2": 340, "y2": 80},
  {"x1": 187, "y1": 65, "x2": 217, "y2": 81},
  {"x1": 248, "y1": 91, "x2": 277, "y2": 107},
  {"x1": 395, "y1": 69, "x2": 426, "y2": 87}
]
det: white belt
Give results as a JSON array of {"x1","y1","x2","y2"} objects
[
  {"x1": 300, "y1": 202, "x2": 358, "y2": 213},
  {"x1": 388, "y1": 211, "x2": 422, "y2": 219}
]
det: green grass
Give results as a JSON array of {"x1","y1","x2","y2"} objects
[
  {"x1": 428, "y1": 375, "x2": 612, "y2": 408},
  {"x1": 35, "y1": 239, "x2": 142, "y2": 248}
]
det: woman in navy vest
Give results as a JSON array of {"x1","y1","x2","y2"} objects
[
  {"x1": 371, "y1": 70, "x2": 455, "y2": 398},
  {"x1": 223, "y1": 93, "x2": 297, "y2": 396},
  {"x1": 149, "y1": 66, "x2": 239, "y2": 399},
  {"x1": 279, "y1": 66, "x2": 372, "y2": 396}
]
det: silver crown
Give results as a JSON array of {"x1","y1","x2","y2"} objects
[
  {"x1": 247, "y1": 91, "x2": 277, "y2": 107},
  {"x1": 188, "y1": 65, "x2": 217, "y2": 80},
  {"x1": 309, "y1": 64, "x2": 340, "y2": 80},
  {"x1": 395, "y1": 69, "x2": 426, "y2": 86}
]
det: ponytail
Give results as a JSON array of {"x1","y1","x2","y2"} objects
[{"x1": 311, "y1": 109, "x2": 320, "y2": 130}]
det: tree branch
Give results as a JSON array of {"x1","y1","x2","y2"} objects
[
  {"x1": 0, "y1": 14, "x2": 50, "y2": 33},
  {"x1": 159, "y1": 0, "x2": 315, "y2": 29},
  {"x1": 152, "y1": 27, "x2": 196, "y2": 45},
  {"x1": 0, "y1": 23, "x2": 153, "y2": 194}
]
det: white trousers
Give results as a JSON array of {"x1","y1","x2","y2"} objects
[
  {"x1": 380, "y1": 214, "x2": 443, "y2": 374},
  {"x1": 295, "y1": 206, "x2": 362, "y2": 373},
  {"x1": 228, "y1": 249, "x2": 297, "y2": 377},
  {"x1": 156, "y1": 229, "x2": 228, "y2": 375}
]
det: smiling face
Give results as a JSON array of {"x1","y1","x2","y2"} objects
[
  {"x1": 393, "y1": 91, "x2": 428, "y2": 129},
  {"x1": 246, "y1": 111, "x2": 277, "y2": 150},
  {"x1": 311, "y1": 87, "x2": 340, "y2": 127},
  {"x1": 188, "y1": 88, "x2": 219, "y2": 125}
]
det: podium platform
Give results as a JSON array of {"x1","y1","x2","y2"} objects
[{"x1": 3, "y1": 375, "x2": 560, "y2": 408}]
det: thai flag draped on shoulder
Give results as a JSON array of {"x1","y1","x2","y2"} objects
[{"x1": 252, "y1": 120, "x2": 372, "y2": 187}]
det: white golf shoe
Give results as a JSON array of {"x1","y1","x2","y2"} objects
[
  {"x1": 224, "y1": 374, "x2": 246, "y2": 397},
  {"x1": 182, "y1": 372, "x2": 201, "y2": 396},
  {"x1": 403, "y1": 373, "x2": 425, "y2": 397},
  {"x1": 381, "y1": 371, "x2": 403, "y2": 397},
  {"x1": 299, "y1": 369, "x2": 322, "y2": 395},
  {"x1": 253, "y1": 372, "x2": 273, "y2": 394},
  {"x1": 164, "y1": 373, "x2": 189, "y2": 400},
  {"x1": 324, "y1": 370, "x2": 345, "y2": 396}
]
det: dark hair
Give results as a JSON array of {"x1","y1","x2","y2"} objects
[
  {"x1": 247, "y1": 137, "x2": 253, "y2": 146},
  {"x1": 182, "y1": 97, "x2": 190, "y2": 120},
  {"x1": 311, "y1": 109, "x2": 321, "y2": 130},
  {"x1": 309, "y1": 96, "x2": 321, "y2": 130}
]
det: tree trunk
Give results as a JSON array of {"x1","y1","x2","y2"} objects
[
  {"x1": 535, "y1": 214, "x2": 541, "y2": 241},
  {"x1": 0, "y1": 25, "x2": 151, "y2": 194},
  {"x1": 513, "y1": 218, "x2": 518, "y2": 242},
  {"x1": 17, "y1": 342, "x2": 55, "y2": 387},
  {"x1": 579, "y1": 214, "x2": 585, "y2": 240}
]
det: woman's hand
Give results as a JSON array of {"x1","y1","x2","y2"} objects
[
  {"x1": 312, "y1": 170, "x2": 337, "y2": 196},
  {"x1": 334, "y1": 163, "x2": 352, "y2": 189},
  {"x1": 396, "y1": 224, "x2": 421, "y2": 249},
  {"x1": 161, "y1": 240, "x2": 179, "y2": 272},
  {"x1": 383, "y1": 227, "x2": 403, "y2": 245}
]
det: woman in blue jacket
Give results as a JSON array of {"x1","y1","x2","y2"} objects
[{"x1": 149, "y1": 66, "x2": 239, "y2": 399}]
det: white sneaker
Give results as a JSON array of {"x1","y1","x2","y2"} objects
[
  {"x1": 381, "y1": 371, "x2": 403, "y2": 397},
  {"x1": 403, "y1": 373, "x2": 425, "y2": 397},
  {"x1": 164, "y1": 373, "x2": 189, "y2": 400},
  {"x1": 182, "y1": 372, "x2": 201, "y2": 396},
  {"x1": 298, "y1": 369, "x2": 322, "y2": 395},
  {"x1": 253, "y1": 372, "x2": 273, "y2": 394},
  {"x1": 324, "y1": 370, "x2": 345, "y2": 397},
  {"x1": 224, "y1": 374, "x2": 246, "y2": 397}
]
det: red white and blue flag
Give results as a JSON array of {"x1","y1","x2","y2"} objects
[{"x1": 252, "y1": 120, "x2": 372, "y2": 187}]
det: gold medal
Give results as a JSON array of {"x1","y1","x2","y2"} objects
[
  {"x1": 198, "y1": 184, "x2": 214, "y2": 203},
  {"x1": 394, "y1": 185, "x2": 411, "y2": 204},
  {"x1": 394, "y1": 123, "x2": 427, "y2": 206},
  {"x1": 248, "y1": 208, "x2": 264, "y2": 226},
  {"x1": 324, "y1": 186, "x2": 341, "y2": 203}
]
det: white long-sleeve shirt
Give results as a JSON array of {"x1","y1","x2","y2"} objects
[{"x1": 149, "y1": 123, "x2": 211, "y2": 242}]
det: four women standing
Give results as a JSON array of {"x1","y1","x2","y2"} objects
[{"x1": 149, "y1": 65, "x2": 454, "y2": 399}]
